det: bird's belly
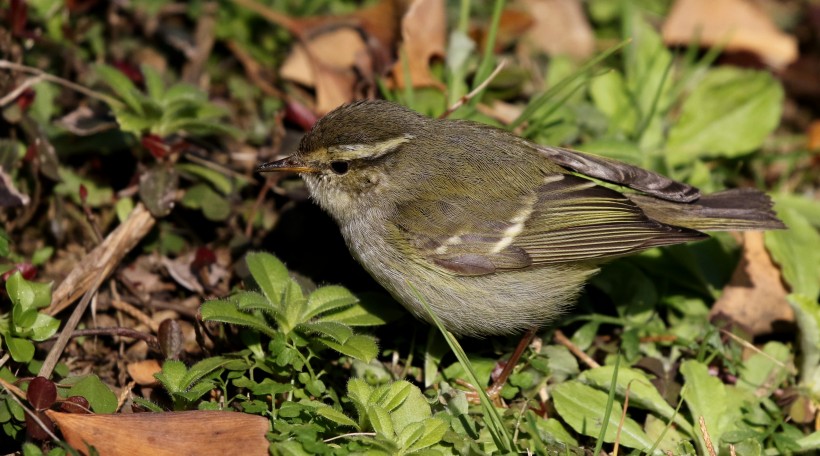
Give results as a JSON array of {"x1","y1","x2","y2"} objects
[{"x1": 341, "y1": 221, "x2": 598, "y2": 337}]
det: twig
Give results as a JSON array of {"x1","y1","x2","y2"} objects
[
  {"x1": 0, "y1": 60, "x2": 122, "y2": 108},
  {"x1": 324, "y1": 432, "x2": 377, "y2": 443},
  {"x1": 439, "y1": 59, "x2": 508, "y2": 119},
  {"x1": 720, "y1": 328, "x2": 795, "y2": 374},
  {"x1": 554, "y1": 329, "x2": 600, "y2": 368},
  {"x1": 0, "y1": 74, "x2": 45, "y2": 106},
  {"x1": 0, "y1": 381, "x2": 60, "y2": 442},
  {"x1": 613, "y1": 380, "x2": 634, "y2": 456},
  {"x1": 39, "y1": 273, "x2": 107, "y2": 379}
]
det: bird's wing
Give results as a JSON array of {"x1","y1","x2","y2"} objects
[
  {"x1": 535, "y1": 144, "x2": 701, "y2": 203},
  {"x1": 390, "y1": 172, "x2": 706, "y2": 276}
]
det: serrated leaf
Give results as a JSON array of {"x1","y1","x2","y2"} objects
[
  {"x1": 552, "y1": 381, "x2": 653, "y2": 450},
  {"x1": 667, "y1": 68, "x2": 783, "y2": 165},
  {"x1": 303, "y1": 286, "x2": 358, "y2": 321}
]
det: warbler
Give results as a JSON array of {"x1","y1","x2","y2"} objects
[{"x1": 258, "y1": 100, "x2": 784, "y2": 337}]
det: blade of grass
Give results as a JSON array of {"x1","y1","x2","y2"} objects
[
  {"x1": 593, "y1": 352, "x2": 621, "y2": 455},
  {"x1": 510, "y1": 39, "x2": 631, "y2": 129},
  {"x1": 408, "y1": 282, "x2": 517, "y2": 453},
  {"x1": 468, "y1": 0, "x2": 505, "y2": 107}
]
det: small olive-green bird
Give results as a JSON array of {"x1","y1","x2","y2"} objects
[{"x1": 258, "y1": 100, "x2": 784, "y2": 337}]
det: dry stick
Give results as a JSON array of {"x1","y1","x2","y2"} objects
[
  {"x1": 553, "y1": 329, "x2": 600, "y2": 369},
  {"x1": 47, "y1": 203, "x2": 156, "y2": 316},
  {"x1": 613, "y1": 380, "x2": 634, "y2": 456},
  {"x1": 39, "y1": 274, "x2": 107, "y2": 380},
  {"x1": 0, "y1": 60, "x2": 122, "y2": 108},
  {"x1": 720, "y1": 328, "x2": 795, "y2": 374},
  {"x1": 439, "y1": 59, "x2": 508, "y2": 119},
  {"x1": 0, "y1": 74, "x2": 45, "y2": 106}
]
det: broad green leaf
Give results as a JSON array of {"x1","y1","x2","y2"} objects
[
  {"x1": 405, "y1": 418, "x2": 447, "y2": 452},
  {"x1": 181, "y1": 356, "x2": 229, "y2": 389},
  {"x1": 200, "y1": 299, "x2": 275, "y2": 337},
  {"x1": 580, "y1": 366, "x2": 694, "y2": 437},
  {"x1": 6, "y1": 272, "x2": 34, "y2": 311},
  {"x1": 6, "y1": 337, "x2": 34, "y2": 363},
  {"x1": 175, "y1": 163, "x2": 238, "y2": 196},
  {"x1": 765, "y1": 206, "x2": 820, "y2": 300},
  {"x1": 379, "y1": 381, "x2": 413, "y2": 413},
  {"x1": 232, "y1": 291, "x2": 276, "y2": 313},
  {"x1": 54, "y1": 168, "x2": 113, "y2": 207},
  {"x1": 315, "y1": 405, "x2": 358, "y2": 429},
  {"x1": 27, "y1": 313, "x2": 60, "y2": 341},
  {"x1": 397, "y1": 421, "x2": 425, "y2": 451},
  {"x1": 141, "y1": 64, "x2": 165, "y2": 100},
  {"x1": 155, "y1": 360, "x2": 188, "y2": 393},
  {"x1": 667, "y1": 68, "x2": 783, "y2": 165},
  {"x1": 681, "y1": 360, "x2": 743, "y2": 452},
  {"x1": 347, "y1": 378, "x2": 373, "y2": 426},
  {"x1": 737, "y1": 341, "x2": 791, "y2": 394},
  {"x1": 66, "y1": 375, "x2": 118, "y2": 414},
  {"x1": 382, "y1": 381, "x2": 432, "y2": 436},
  {"x1": 368, "y1": 404, "x2": 394, "y2": 437},
  {"x1": 298, "y1": 321, "x2": 353, "y2": 344},
  {"x1": 319, "y1": 334, "x2": 378, "y2": 363},
  {"x1": 244, "y1": 252, "x2": 289, "y2": 311},
  {"x1": 95, "y1": 64, "x2": 145, "y2": 115},
  {"x1": 788, "y1": 294, "x2": 820, "y2": 393},
  {"x1": 590, "y1": 70, "x2": 637, "y2": 135},
  {"x1": 303, "y1": 286, "x2": 358, "y2": 321},
  {"x1": 552, "y1": 381, "x2": 653, "y2": 451},
  {"x1": 318, "y1": 293, "x2": 403, "y2": 327}
]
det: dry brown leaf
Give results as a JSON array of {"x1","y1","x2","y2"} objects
[
  {"x1": 807, "y1": 120, "x2": 820, "y2": 151},
  {"x1": 470, "y1": 9, "x2": 534, "y2": 53},
  {"x1": 520, "y1": 0, "x2": 595, "y2": 59},
  {"x1": 126, "y1": 359, "x2": 162, "y2": 386},
  {"x1": 47, "y1": 410, "x2": 269, "y2": 456},
  {"x1": 391, "y1": 0, "x2": 447, "y2": 89},
  {"x1": 662, "y1": 0, "x2": 798, "y2": 69},
  {"x1": 710, "y1": 231, "x2": 793, "y2": 336}
]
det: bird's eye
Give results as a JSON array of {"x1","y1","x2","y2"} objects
[{"x1": 330, "y1": 161, "x2": 349, "y2": 175}]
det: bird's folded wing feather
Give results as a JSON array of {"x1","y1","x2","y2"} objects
[
  {"x1": 391, "y1": 173, "x2": 706, "y2": 276},
  {"x1": 534, "y1": 144, "x2": 701, "y2": 203}
]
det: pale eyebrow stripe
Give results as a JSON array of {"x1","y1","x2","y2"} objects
[{"x1": 329, "y1": 134, "x2": 415, "y2": 160}]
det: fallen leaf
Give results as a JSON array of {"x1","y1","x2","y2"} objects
[
  {"x1": 807, "y1": 119, "x2": 820, "y2": 151},
  {"x1": 520, "y1": 0, "x2": 595, "y2": 59},
  {"x1": 126, "y1": 359, "x2": 162, "y2": 386},
  {"x1": 662, "y1": 0, "x2": 798, "y2": 69},
  {"x1": 470, "y1": 9, "x2": 534, "y2": 53},
  {"x1": 710, "y1": 231, "x2": 794, "y2": 336},
  {"x1": 391, "y1": 0, "x2": 447, "y2": 89},
  {"x1": 47, "y1": 410, "x2": 269, "y2": 456}
]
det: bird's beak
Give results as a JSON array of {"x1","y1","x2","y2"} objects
[{"x1": 256, "y1": 155, "x2": 319, "y2": 174}]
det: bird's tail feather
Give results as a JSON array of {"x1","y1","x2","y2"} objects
[{"x1": 629, "y1": 189, "x2": 785, "y2": 231}]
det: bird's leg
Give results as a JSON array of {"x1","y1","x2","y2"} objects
[{"x1": 463, "y1": 327, "x2": 538, "y2": 405}]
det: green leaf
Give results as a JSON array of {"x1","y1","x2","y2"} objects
[
  {"x1": 765, "y1": 205, "x2": 820, "y2": 300},
  {"x1": 552, "y1": 381, "x2": 653, "y2": 450},
  {"x1": 680, "y1": 360, "x2": 743, "y2": 453},
  {"x1": 303, "y1": 286, "x2": 358, "y2": 321},
  {"x1": 368, "y1": 404, "x2": 394, "y2": 437},
  {"x1": 406, "y1": 418, "x2": 447, "y2": 452},
  {"x1": 317, "y1": 293, "x2": 403, "y2": 327},
  {"x1": 155, "y1": 360, "x2": 188, "y2": 393},
  {"x1": 666, "y1": 68, "x2": 783, "y2": 166},
  {"x1": 95, "y1": 64, "x2": 145, "y2": 115},
  {"x1": 181, "y1": 357, "x2": 229, "y2": 390},
  {"x1": 245, "y1": 252, "x2": 289, "y2": 312},
  {"x1": 737, "y1": 341, "x2": 791, "y2": 394},
  {"x1": 298, "y1": 321, "x2": 353, "y2": 343},
  {"x1": 590, "y1": 70, "x2": 637, "y2": 135},
  {"x1": 580, "y1": 366, "x2": 694, "y2": 437},
  {"x1": 27, "y1": 313, "x2": 60, "y2": 341},
  {"x1": 6, "y1": 337, "x2": 34, "y2": 363},
  {"x1": 141, "y1": 64, "x2": 165, "y2": 100},
  {"x1": 319, "y1": 334, "x2": 378, "y2": 363},
  {"x1": 378, "y1": 381, "x2": 413, "y2": 413},
  {"x1": 175, "y1": 163, "x2": 238, "y2": 196},
  {"x1": 200, "y1": 299, "x2": 275, "y2": 337},
  {"x1": 788, "y1": 294, "x2": 820, "y2": 393},
  {"x1": 315, "y1": 405, "x2": 359, "y2": 429},
  {"x1": 67, "y1": 375, "x2": 118, "y2": 414}
]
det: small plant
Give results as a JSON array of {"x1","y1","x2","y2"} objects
[{"x1": 0, "y1": 272, "x2": 60, "y2": 363}]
